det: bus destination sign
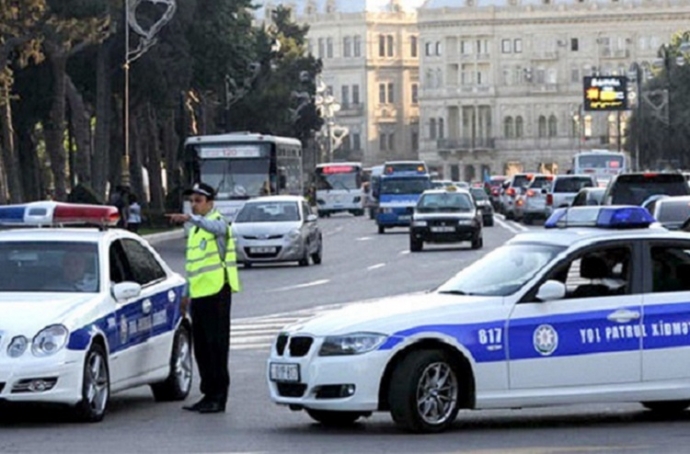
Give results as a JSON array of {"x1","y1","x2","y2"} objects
[
  {"x1": 199, "y1": 145, "x2": 264, "y2": 159},
  {"x1": 583, "y1": 76, "x2": 628, "y2": 111}
]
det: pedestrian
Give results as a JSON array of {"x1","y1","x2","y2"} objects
[
  {"x1": 166, "y1": 182, "x2": 241, "y2": 414},
  {"x1": 127, "y1": 194, "x2": 142, "y2": 233}
]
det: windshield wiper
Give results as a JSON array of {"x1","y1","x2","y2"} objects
[{"x1": 438, "y1": 289, "x2": 474, "y2": 296}]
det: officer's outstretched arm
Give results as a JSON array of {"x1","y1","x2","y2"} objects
[{"x1": 189, "y1": 214, "x2": 228, "y2": 237}]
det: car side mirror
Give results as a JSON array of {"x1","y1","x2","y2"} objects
[
  {"x1": 306, "y1": 214, "x2": 318, "y2": 223},
  {"x1": 536, "y1": 280, "x2": 566, "y2": 302},
  {"x1": 111, "y1": 281, "x2": 142, "y2": 302}
]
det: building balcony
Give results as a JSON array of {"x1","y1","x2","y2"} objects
[
  {"x1": 599, "y1": 48, "x2": 630, "y2": 59},
  {"x1": 338, "y1": 104, "x2": 365, "y2": 117},
  {"x1": 530, "y1": 83, "x2": 559, "y2": 94},
  {"x1": 437, "y1": 137, "x2": 496, "y2": 151},
  {"x1": 374, "y1": 106, "x2": 398, "y2": 121},
  {"x1": 495, "y1": 136, "x2": 581, "y2": 151},
  {"x1": 532, "y1": 50, "x2": 559, "y2": 60}
]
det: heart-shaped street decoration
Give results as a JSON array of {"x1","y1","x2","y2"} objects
[{"x1": 127, "y1": 0, "x2": 177, "y2": 42}]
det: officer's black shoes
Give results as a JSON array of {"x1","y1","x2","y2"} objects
[
  {"x1": 196, "y1": 400, "x2": 226, "y2": 414},
  {"x1": 182, "y1": 398, "x2": 207, "y2": 412}
]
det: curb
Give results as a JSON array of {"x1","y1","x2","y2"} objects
[{"x1": 142, "y1": 229, "x2": 185, "y2": 244}]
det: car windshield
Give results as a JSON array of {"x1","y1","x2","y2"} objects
[
  {"x1": 417, "y1": 192, "x2": 473, "y2": 213},
  {"x1": 437, "y1": 243, "x2": 565, "y2": 296},
  {"x1": 0, "y1": 241, "x2": 99, "y2": 293},
  {"x1": 470, "y1": 188, "x2": 489, "y2": 200},
  {"x1": 380, "y1": 178, "x2": 430, "y2": 195},
  {"x1": 554, "y1": 177, "x2": 594, "y2": 193},
  {"x1": 234, "y1": 201, "x2": 301, "y2": 223}
]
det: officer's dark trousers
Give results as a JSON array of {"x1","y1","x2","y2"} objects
[{"x1": 191, "y1": 283, "x2": 232, "y2": 403}]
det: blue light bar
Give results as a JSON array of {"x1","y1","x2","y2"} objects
[
  {"x1": 0, "y1": 205, "x2": 28, "y2": 223},
  {"x1": 544, "y1": 206, "x2": 656, "y2": 229}
]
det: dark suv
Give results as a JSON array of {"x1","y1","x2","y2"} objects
[{"x1": 602, "y1": 172, "x2": 690, "y2": 206}]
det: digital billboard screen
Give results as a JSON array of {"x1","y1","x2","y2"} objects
[{"x1": 583, "y1": 76, "x2": 628, "y2": 111}]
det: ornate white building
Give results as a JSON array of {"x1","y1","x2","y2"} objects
[
  {"x1": 261, "y1": 0, "x2": 424, "y2": 166},
  {"x1": 418, "y1": 0, "x2": 690, "y2": 180}
]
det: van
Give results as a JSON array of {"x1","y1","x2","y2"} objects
[{"x1": 602, "y1": 172, "x2": 690, "y2": 206}]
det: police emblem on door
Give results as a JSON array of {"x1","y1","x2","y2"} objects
[
  {"x1": 199, "y1": 239, "x2": 207, "y2": 250},
  {"x1": 120, "y1": 315, "x2": 128, "y2": 344},
  {"x1": 533, "y1": 324, "x2": 558, "y2": 356}
]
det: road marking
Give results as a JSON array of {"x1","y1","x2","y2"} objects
[
  {"x1": 367, "y1": 263, "x2": 386, "y2": 270},
  {"x1": 270, "y1": 279, "x2": 330, "y2": 292},
  {"x1": 509, "y1": 220, "x2": 529, "y2": 232},
  {"x1": 356, "y1": 236, "x2": 373, "y2": 241},
  {"x1": 495, "y1": 217, "x2": 519, "y2": 234},
  {"x1": 399, "y1": 250, "x2": 410, "y2": 255}
]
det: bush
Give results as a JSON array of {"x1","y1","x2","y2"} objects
[{"x1": 67, "y1": 184, "x2": 104, "y2": 205}]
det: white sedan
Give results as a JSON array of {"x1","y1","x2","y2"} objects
[
  {"x1": 0, "y1": 202, "x2": 191, "y2": 422},
  {"x1": 268, "y1": 206, "x2": 690, "y2": 432}
]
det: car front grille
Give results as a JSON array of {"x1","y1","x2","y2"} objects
[
  {"x1": 275, "y1": 334, "x2": 288, "y2": 355},
  {"x1": 245, "y1": 247, "x2": 282, "y2": 258},
  {"x1": 276, "y1": 383, "x2": 307, "y2": 398},
  {"x1": 426, "y1": 219, "x2": 458, "y2": 227},
  {"x1": 274, "y1": 334, "x2": 314, "y2": 357},
  {"x1": 243, "y1": 234, "x2": 283, "y2": 240}
]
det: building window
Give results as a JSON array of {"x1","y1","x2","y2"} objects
[
  {"x1": 326, "y1": 38, "x2": 333, "y2": 58},
  {"x1": 341, "y1": 86, "x2": 349, "y2": 107},
  {"x1": 504, "y1": 116, "x2": 514, "y2": 138},
  {"x1": 461, "y1": 40, "x2": 471, "y2": 55},
  {"x1": 425, "y1": 41, "x2": 432, "y2": 56},
  {"x1": 435, "y1": 41, "x2": 441, "y2": 56},
  {"x1": 388, "y1": 133, "x2": 395, "y2": 151},
  {"x1": 412, "y1": 131, "x2": 419, "y2": 151},
  {"x1": 379, "y1": 35, "x2": 386, "y2": 57},
  {"x1": 380, "y1": 134, "x2": 387, "y2": 151},
  {"x1": 343, "y1": 37, "x2": 352, "y2": 57},
  {"x1": 502, "y1": 39, "x2": 511, "y2": 53},
  {"x1": 379, "y1": 83, "x2": 386, "y2": 104},
  {"x1": 342, "y1": 135, "x2": 351, "y2": 150},
  {"x1": 514, "y1": 38, "x2": 522, "y2": 53},
  {"x1": 411, "y1": 84, "x2": 418, "y2": 104},
  {"x1": 327, "y1": 85, "x2": 333, "y2": 96},
  {"x1": 352, "y1": 84, "x2": 360, "y2": 104},
  {"x1": 387, "y1": 82, "x2": 395, "y2": 103},
  {"x1": 387, "y1": 35, "x2": 395, "y2": 57},
  {"x1": 429, "y1": 118, "x2": 437, "y2": 139},
  {"x1": 515, "y1": 116, "x2": 524, "y2": 138},
  {"x1": 353, "y1": 133, "x2": 361, "y2": 150},
  {"x1": 318, "y1": 38, "x2": 324, "y2": 58},
  {"x1": 548, "y1": 115, "x2": 558, "y2": 137},
  {"x1": 538, "y1": 115, "x2": 547, "y2": 138},
  {"x1": 354, "y1": 35, "x2": 362, "y2": 57},
  {"x1": 438, "y1": 118, "x2": 444, "y2": 139},
  {"x1": 410, "y1": 36, "x2": 418, "y2": 57},
  {"x1": 571, "y1": 38, "x2": 579, "y2": 52},
  {"x1": 571, "y1": 68, "x2": 580, "y2": 83}
]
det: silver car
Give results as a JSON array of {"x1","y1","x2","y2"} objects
[{"x1": 232, "y1": 196, "x2": 323, "y2": 267}]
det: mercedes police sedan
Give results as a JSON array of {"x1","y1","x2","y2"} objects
[
  {"x1": 268, "y1": 206, "x2": 690, "y2": 432},
  {"x1": 0, "y1": 202, "x2": 191, "y2": 422}
]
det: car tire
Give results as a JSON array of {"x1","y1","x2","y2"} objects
[
  {"x1": 368, "y1": 208, "x2": 375, "y2": 220},
  {"x1": 306, "y1": 409, "x2": 365, "y2": 426},
  {"x1": 483, "y1": 216, "x2": 494, "y2": 227},
  {"x1": 353, "y1": 210, "x2": 364, "y2": 217},
  {"x1": 298, "y1": 246, "x2": 310, "y2": 267},
  {"x1": 388, "y1": 349, "x2": 461, "y2": 433},
  {"x1": 311, "y1": 238, "x2": 323, "y2": 265},
  {"x1": 471, "y1": 234, "x2": 483, "y2": 250},
  {"x1": 318, "y1": 211, "x2": 325, "y2": 218},
  {"x1": 378, "y1": 225, "x2": 385, "y2": 234},
  {"x1": 151, "y1": 327, "x2": 193, "y2": 402},
  {"x1": 523, "y1": 215, "x2": 533, "y2": 225},
  {"x1": 641, "y1": 400, "x2": 690, "y2": 413},
  {"x1": 410, "y1": 237, "x2": 423, "y2": 252},
  {"x1": 73, "y1": 343, "x2": 110, "y2": 423}
]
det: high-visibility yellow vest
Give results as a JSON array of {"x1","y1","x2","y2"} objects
[{"x1": 186, "y1": 210, "x2": 241, "y2": 298}]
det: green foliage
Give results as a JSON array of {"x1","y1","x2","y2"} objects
[{"x1": 67, "y1": 183, "x2": 103, "y2": 204}]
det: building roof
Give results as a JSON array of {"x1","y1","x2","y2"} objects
[{"x1": 257, "y1": 0, "x2": 426, "y2": 15}]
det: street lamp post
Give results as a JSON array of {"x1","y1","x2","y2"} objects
[{"x1": 629, "y1": 62, "x2": 643, "y2": 171}]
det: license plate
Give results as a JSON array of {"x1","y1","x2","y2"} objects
[
  {"x1": 431, "y1": 226, "x2": 455, "y2": 232},
  {"x1": 250, "y1": 246, "x2": 276, "y2": 254},
  {"x1": 269, "y1": 363, "x2": 300, "y2": 382},
  {"x1": 399, "y1": 215, "x2": 411, "y2": 221}
]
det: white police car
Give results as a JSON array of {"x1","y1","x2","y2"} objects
[
  {"x1": 0, "y1": 202, "x2": 191, "y2": 422},
  {"x1": 268, "y1": 206, "x2": 690, "y2": 432}
]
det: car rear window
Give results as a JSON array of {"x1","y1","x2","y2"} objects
[
  {"x1": 512, "y1": 175, "x2": 530, "y2": 189},
  {"x1": 529, "y1": 176, "x2": 552, "y2": 189},
  {"x1": 554, "y1": 177, "x2": 595, "y2": 193},
  {"x1": 609, "y1": 174, "x2": 690, "y2": 205}
]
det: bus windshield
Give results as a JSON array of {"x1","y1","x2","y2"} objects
[
  {"x1": 380, "y1": 178, "x2": 430, "y2": 195},
  {"x1": 576, "y1": 154, "x2": 624, "y2": 170},
  {"x1": 315, "y1": 165, "x2": 361, "y2": 191},
  {"x1": 200, "y1": 158, "x2": 271, "y2": 199}
]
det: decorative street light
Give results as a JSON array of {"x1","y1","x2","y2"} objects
[
  {"x1": 313, "y1": 78, "x2": 346, "y2": 162},
  {"x1": 123, "y1": 0, "x2": 177, "y2": 186}
]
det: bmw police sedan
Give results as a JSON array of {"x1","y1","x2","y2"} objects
[
  {"x1": 268, "y1": 206, "x2": 690, "y2": 432},
  {"x1": 0, "y1": 202, "x2": 191, "y2": 422}
]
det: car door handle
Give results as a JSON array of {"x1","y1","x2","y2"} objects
[
  {"x1": 142, "y1": 299, "x2": 152, "y2": 315},
  {"x1": 607, "y1": 309, "x2": 640, "y2": 323}
]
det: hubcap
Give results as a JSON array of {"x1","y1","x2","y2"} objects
[
  {"x1": 175, "y1": 332, "x2": 193, "y2": 392},
  {"x1": 86, "y1": 352, "x2": 109, "y2": 413},
  {"x1": 416, "y1": 362, "x2": 458, "y2": 425}
]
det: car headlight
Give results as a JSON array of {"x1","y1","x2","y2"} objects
[
  {"x1": 457, "y1": 219, "x2": 473, "y2": 225},
  {"x1": 412, "y1": 220, "x2": 427, "y2": 227},
  {"x1": 319, "y1": 332, "x2": 388, "y2": 356},
  {"x1": 287, "y1": 229, "x2": 301, "y2": 240},
  {"x1": 32, "y1": 325, "x2": 69, "y2": 357},
  {"x1": 7, "y1": 335, "x2": 29, "y2": 358}
]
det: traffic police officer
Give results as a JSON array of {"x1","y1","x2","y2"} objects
[{"x1": 167, "y1": 182, "x2": 241, "y2": 414}]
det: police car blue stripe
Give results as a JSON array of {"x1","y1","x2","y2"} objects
[{"x1": 379, "y1": 302, "x2": 690, "y2": 363}]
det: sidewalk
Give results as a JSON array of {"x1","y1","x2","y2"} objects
[{"x1": 141, "y1": 229, "x2": 185, "y2": 244}]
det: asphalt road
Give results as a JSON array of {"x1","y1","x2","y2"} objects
[{"x1": 3, "y1": 215, "x2": 690, "y2": 453}]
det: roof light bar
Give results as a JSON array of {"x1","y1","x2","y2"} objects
[
  {"x1": 544, "y1": 206, "x2": 656, "y2": 230},
  {"x1": 0, "y1": 202, "x2": 120, "y2": 227}
]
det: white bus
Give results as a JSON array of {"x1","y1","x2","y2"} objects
[
  {"x1": 572, "y1": 149, "x2": 627, "y2": 187},
  {"x1": 183, "y1": 132, "x2": 303, "y2": 221},
  {"x1": 314, "y1": 162, "x2": 365, "y2": 217}
]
